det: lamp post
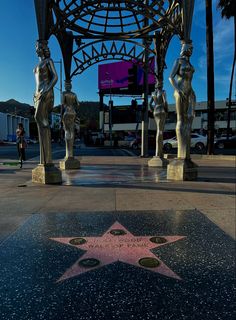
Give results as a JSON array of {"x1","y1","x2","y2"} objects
[
  {"x1": 141, "y1": 0, "x2": 150, "y2": 157},
  {"x1": 205, "y1": 0, "x2": 215, "y2": 155}
]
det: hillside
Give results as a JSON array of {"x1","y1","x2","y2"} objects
[
  {"x1": 0, "y1": 99, "x2": 34, "y2": 120},
  {"x1": 0, "y1": 99, "x2": 102, "y2": 130}
]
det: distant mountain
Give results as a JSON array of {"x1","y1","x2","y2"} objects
[
  {"x1": 0, "y1": 99, "x2": 101, "y2": 129},
  {"x1": 0, "y1": 99, "x2": 34, "y2": 120}
]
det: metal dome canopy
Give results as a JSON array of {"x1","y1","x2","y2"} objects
[{"x1": 52, "y1": 0, "x2": 182, "y2": 38}]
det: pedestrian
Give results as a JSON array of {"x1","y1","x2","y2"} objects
[{"x1": 16, "y1": 123, "x2": 26, "y2": 168}]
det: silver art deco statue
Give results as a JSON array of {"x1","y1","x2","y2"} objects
[
  {"x1": 62, "y1": 81, "x2": 79, "y2": 159},
  {"x1": 169, "y1": 41, "x2": 196, "y2": 159},
  {"x1": 33, "y1": 40, "x2": 58, "y2": 165},
  {"x1": 149, "y1": 82, "x2": 168, "y2": 158}
]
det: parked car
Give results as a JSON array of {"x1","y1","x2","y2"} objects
[
  {"x1": 163, "y1": 133, "x2": 207, "y2": 152},
  {"x1": 129, "y1": 136, "x2": 156, "y2": 149},
  {"x1": 119, "y1": 135, "x2": 136, "y2": 147},
  {"x1": 214, "y1": 136, "x2": 236, "y2": 149}
]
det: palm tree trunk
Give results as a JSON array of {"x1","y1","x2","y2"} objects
[
  {"x1": 226, "y1": 15, "x2": 236, "y2": 139},
  {"x1": 205, "y1": 0, "x2": 215, "y2": 155}
]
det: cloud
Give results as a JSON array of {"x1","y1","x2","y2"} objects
[
  {"x1": 213, "y1": 19, "x2": 234, "y2": 64},
  {"x1": 197, "y1": 17, "x2": 234, "y2": 69},
  {"x1": 196, "y1": 16, "x2": 234, "y2": 99}
]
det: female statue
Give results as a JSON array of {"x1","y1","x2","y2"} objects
[
  {"x1": 149, "y1": 81, "x2": 168, "y2": 158},
  {"x1": 33, "y1": 40, "x2": 58, "y2": 165},
  {"x1": 169, "y1": 41, "x2": 196, "y2": 159},
  {"x1": 62, "y1": 81, "x2": 79, "y2": 159}
]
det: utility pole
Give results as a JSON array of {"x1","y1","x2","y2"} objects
[
  {"x1": 109, "y1": 86, "x2": 113, "y2": 147},
  {"x1": 141, "y1": 0, "x2": 149, "y2": 157},
  {"x1": 106, "y1": 72, "x2": 113, "y2": 147},
  {"x1": 205, "y1": 0, "x2": 215, "y2": 154}
]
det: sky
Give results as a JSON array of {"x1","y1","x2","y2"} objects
[{"x1": 0, "y1": 0, "x2": 234, "y2": 108}]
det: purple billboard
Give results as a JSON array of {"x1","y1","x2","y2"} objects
[{"x1": 98, "y1": 59, "x2": 155, "y2": 91}]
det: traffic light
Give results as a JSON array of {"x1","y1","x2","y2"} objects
[{"x1": 128, "y1": 64, "x2": 138, "y2": 93}]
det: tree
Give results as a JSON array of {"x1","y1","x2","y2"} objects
[
  {"x1": 205, "y1": 0, "x2": 215, "y2": 155},
  {"x1": 217, "y1": 0, "x2": 236, "y2": 139}
]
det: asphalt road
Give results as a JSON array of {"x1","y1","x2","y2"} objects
[
  {"x1": 0, "y1": 143, "x2": 135, "y2": 161},
  {"x1": 0, "y1": 143, "x2": 235, "y2": 161}
]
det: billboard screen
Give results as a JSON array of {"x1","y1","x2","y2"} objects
[{"x1": 98, "y1": 60, "x2": 155, "y2": 91}]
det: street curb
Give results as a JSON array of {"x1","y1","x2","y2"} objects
[{"x1": 164, "y1": 154, "x2": 235, "y2": 161}]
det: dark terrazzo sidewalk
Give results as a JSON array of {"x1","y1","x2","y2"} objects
[{"x1": 0, "y1": 210, "x2": 235, "y2": 320}]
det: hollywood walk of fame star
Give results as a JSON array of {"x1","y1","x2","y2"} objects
[{"x1": 50, "y1": 222, "x2": 186, "y2": 282}]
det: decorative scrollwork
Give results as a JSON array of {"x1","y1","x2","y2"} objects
[
  {"x1": 37, "y1": 0, "x2": 184, "y2": 78},
  {"x1": 71, "y1": 40, "x2": 156, "y2": 76}
]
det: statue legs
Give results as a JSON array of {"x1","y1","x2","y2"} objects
[
  {"x1": 34, "y1": 101, "x2": 52, "y2": 165},
  {"x1": 37, "y1": 124, "x2": 52, "y2": 164},
  {"x1": 63, "y1": 113, "x2": 75, "y2": 159},
  {"x1": 60, "y1": 112, "x2": 80, "y2": 170},
  {"x1": 65, "y1": 130, "x2": 74, "y2": 159},
  {"x1": 32, "y1": 96, "x2": 62, "y2": 184},
  {"x1": 175, "y1": 95, "x2": 190, "y2": 159},
  {"x1": 148, "y1": 111, "x2": 168, "y2": 168},
  {"x1": 167, "y1": 94, "x2": 198, "y2": 181},
  {"x1": 154, "y1": 112, "x2": 166, "y2": 158}
]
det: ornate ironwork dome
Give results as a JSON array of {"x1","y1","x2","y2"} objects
[{"x1": 53, "y1": 0, "x2": 180, "y2": 37}]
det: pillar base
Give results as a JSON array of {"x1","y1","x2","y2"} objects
[
  {"x1": 167, "y1": 158, "x2": 198, "y2": 181},
  {"x1": 59, "y1": 157, "x2": 80, "y2": 170},
  {"x1": 148, "y1": 156, "x2": 168, "y2": 168},
  {"x1": 32, "y1": 164, "x2": 62, "y2": 184}
]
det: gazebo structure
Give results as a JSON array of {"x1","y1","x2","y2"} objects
[{"x1": 33, "y1": 0, "x2": 195, "y2": 183}]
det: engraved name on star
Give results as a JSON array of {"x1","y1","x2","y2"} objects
[{"x1": 50, "y1": 221, "x2": 186, "y2": 282}]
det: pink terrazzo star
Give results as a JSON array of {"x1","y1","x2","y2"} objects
[{"x1": 50, "y1": 222, "x2": 186, "y2": 282}]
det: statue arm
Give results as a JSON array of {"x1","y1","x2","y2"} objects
[
  {"x1": 46, "y1": 59, "x2": 58, "y2": 92},
  {"x1": 61, "y1": 92, "x2": 66, "y2": 114},
  {"x1": 169, "y1": 58, "x2": 185, "y2": 99},
  {"x1": 162, "y1": 91, "x2": 168, "y2": 113},
  {"x1": 149, "y1": 96, "x2": 154, "y2": 111},
  {"x1": 189, "y1": 90, "x2": 196, "y2": 117}
]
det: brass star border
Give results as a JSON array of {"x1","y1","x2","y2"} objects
[{"x1": 51, "y1": 221, "x2": 186, "y2": 282}]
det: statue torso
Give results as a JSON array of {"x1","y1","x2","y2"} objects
[
  {"x1": 34, "y1": 59, "x2": 52, "y2": 93},
  {"x1": 176, "y1": 58, "x2": 195, "y2": 93},
  {"x1": 152, "y1": 91, "x2": 166, "y2": 115}
]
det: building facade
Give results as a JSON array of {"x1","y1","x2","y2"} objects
[
  {"x1": 0, "y1": 112, "x2": 29, "y2": 142},
  {"x1": 102, "y1": 100, "x2": 236, "y2": 137}
]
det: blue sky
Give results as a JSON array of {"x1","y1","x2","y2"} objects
[{"x1": 0, "y1": 0, "x2": 234, "y2": 107}]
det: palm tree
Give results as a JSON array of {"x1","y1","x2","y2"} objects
[
  {"x1": 205, "y1": 0, "x2": 215, "y2": 155},
  {"x1": 217, "y1": 0, "x2": 236, "y2": 139}
]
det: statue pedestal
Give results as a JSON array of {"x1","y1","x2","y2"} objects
[
  {"x1": 59, "y1": 157, "x2": 80, "y2": 170},
  {"x1": 32, "y1": 164, "x2": 62, "y2": 184},
  {"x1": 167, "y1": 158, "x2": 198, "y2": 181},
  {"x1": 148, "y1": 156, "x2": 168, "y2": 168}
]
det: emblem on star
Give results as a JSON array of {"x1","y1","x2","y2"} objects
[{"x1": 50, "y1": 221, "x2": 186, "y2": 282}]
